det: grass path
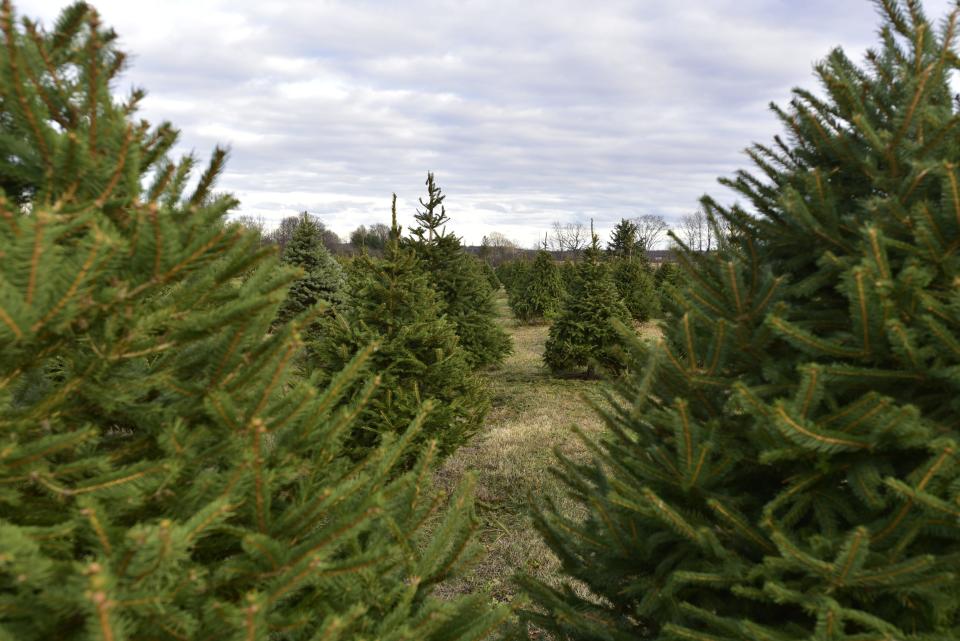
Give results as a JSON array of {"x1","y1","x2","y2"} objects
[{"x1": 433, "y1": 293, "x2": 608, "y2": 602}]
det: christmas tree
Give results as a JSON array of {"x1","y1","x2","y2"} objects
[
  {"x1": 0, "y1": 4, "x2": 506, "y2": 639},
  {"x1": 509, "y1": 249, "x2": 564, "y2": 323},
  {"x1": 611, "y1": 256, "x2": 659, "y2": 322},
  {"x1": 543, "y1": 227, "x2": 630, "y2": 377},
  {"x1": 516, "y1": 2, "x2": 960, "y2": 639},
  {"x1": 481, "y1": 259, "x2": 501, "y2": 291},
  {"x1": 275, "y1": 211, "x2": 345, "y2": 325},
  {"x1": 407, "y1": 173, "x2": 511, "y2": 369},
  {"x1": 606, "y1": 217, "x2": 639, "y2": 258},
  {"x1": 501, "y1": 260, "x2": 530, "y2": 316},
  {"x1": 311, "y1": 197, "x2": 488, "y2": 462},
  {"x1": 558, "y1": 259, "x2": 578, "y2": 293}
]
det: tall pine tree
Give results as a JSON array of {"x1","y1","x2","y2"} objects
[
  {"x1": 516, "y1": 2, "x2": 960, "y2": 639},
  {"x1": 311, "y1": 197, "x2": 488, "y2": 462},
  {"x1": 0, "y1": 4, "x2": 506, "y2": 639},
  {"x1": 543, "y1": 227, "x2": 630, "y2": 377},
  {"x1": 275, "y1": 211, "x2": 345, "y2": 324},
  {"x1": 611, "y1": 256, "x2": 659, "y2": 322},
  {"x1": 408, "y1": 173, "x2": 511, "y2": 369},
  {"x1": 606, "y1": 217, "x2": 639, "y2": 258},
  {"x1": 509, "y1": 250, "x2": 564, "y2": 323}
]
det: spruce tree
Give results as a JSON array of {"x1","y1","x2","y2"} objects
[
  {"x1": 503, "y1": 260, "x2": 531, "y2": 318},
  {"x1": 408, "y1": 173, "x2": 511, "y2": 369},
  {"x1": 517, "y1": 3, "x2": 960, "y2": 639},
  {"x1": 543, "y1": 229, "x2": 630, "y2": 377},
  {"x1": 611, "y1": 256, "x2": 659, "y2": 322},
  {"x1": 275, "y1": 211, "x2": 345, "y2": 324},
  {"x1": 311, "y1": 197, "x2": 488, "y2": 462},
  {"x1": 558, "y1": 259, "x2": 578, "y2": 293},
  {"x1": 481, "y1": 259, "x2": 501, "y2": 291},
  {"x1": 0, "y1": 4, "x2": 507, "y2": 639},
  {"x1": 510, "y1": 249, "x2": 564, "y2": 323},
  {"x1": 606, "y1": 217, "x2": 639, "y2": 258}
]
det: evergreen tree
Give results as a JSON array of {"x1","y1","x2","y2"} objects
[
  {"x1": 558, "y1": 259, "x2": 578, "y2": 292},
  {"x1": 0, "y1": 5, "x2": 507, "y2": 639},
  {"x1": 275, "y1": 212, "x2": 345, "y2": 324},
  {"x1": 517, "y1": 3, "x2": 960, "y2": 639},
  {"x1": 606, "y1": 217, "x2": 639, "y2": 258},
  {"x1": 311, "y1": 197, "x2": 488, "y2": 462},
  {"x1": 408, "y1": 173, "x2": 511, "y2": 368},
  {"x1": 502, "y1": 260, "x2": 531, "y2": 318},
  {"x1": 510, "y1": 250, "x2": 564, "y2": 323},
  {"x1": 543, "y1": 229, "x2": 629, "y2": 377},
  {"x1": 481, "y1": 259, "x2": 501, "y2": 291},
  {"x1": 497, "y1": 260, "x2": 527, "y2": 295},
  {"x1": 611, "y1": 256, "x2": 659, "y2": 322}
]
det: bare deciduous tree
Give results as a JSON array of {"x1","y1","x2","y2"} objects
[
  {"x1": 677, "y1": 209, "x2": 712, "y2": 252},
  {"x1": 633, "y1": 214, "x2": 668, "y2": 252},
  {"x1": 565, "y1": 222, "x2": 586, "y2": 257},
  {"x1": 480, "y1": 232, "x2": 521, "y2": 264},
  {"x1": 550, "y1": 221, "x2": 566, "y2": 256},
  {"x1": 233, "y1": 215, "x2": 267, "y2": 246},
  {"x1": 267, "y1": 213, "x2": 340, "y2": 252},
  {"x1": 549, "y1": 221, "x2": 586, "y2": 259}
]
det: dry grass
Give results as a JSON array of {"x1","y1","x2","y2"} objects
[{"x1": 432, "y1": 293, "x2": 644, "y2": 603}]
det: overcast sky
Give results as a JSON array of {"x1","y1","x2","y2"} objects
[{"x1": 18, "y1": 0, "x2": 959, "y2": 246}]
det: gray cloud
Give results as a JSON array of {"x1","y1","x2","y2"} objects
[{"x1": 18, "y1": 0, "x2": 958, "y2": 246}]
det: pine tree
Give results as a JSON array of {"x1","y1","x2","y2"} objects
[
  {"x1": 558, "y1": 259, "x2": 578, "y2": 292},
  {"x1": 481, "y1": 259, "x2": 500, "y2": 291},
  {"x1": 0, "y1": 4, "x2": 507, "y2": 639},
  {"x1": 408, "y1": 173, "x2": 511, "y2": 368},
  {"x1": 311, "y1": 197, "x2": 488, "y2": 462},
  {"x1": 502, "y1": 260, "x2": 531, "y2": 317},
  {"x1": 516, "y1": 3, "x2": 960, "y2": 639},
  {"x1": 543, "y1": 228, "x2": 630, "y2": 377},
  {"x1": 510, "y1": 249, "x2": 564, "y2": 323},
  {"x1": 611, "y1": 256, "x2": 659, "y2": 322},
  {"x1": 275, "y1": 211, "x2": 345, "y2": 324},
  {"x1": 606, "y1": 217, "x2": 639, "y2": 258}
]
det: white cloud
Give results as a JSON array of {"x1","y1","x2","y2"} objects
[{"x1": 16, "y1": 0, "x2": 960, "y2": 246}]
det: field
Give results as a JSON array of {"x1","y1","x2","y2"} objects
[{"x1": 433, "y1": 292, "x2": 658, "y2": 603}]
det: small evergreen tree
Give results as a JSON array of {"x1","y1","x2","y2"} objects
[
  {"x1": 510, "y1": 250, "x2": 564, "y2": 323},
  {"x1": 275, "y1": 212, "x2": 345, "y2": 324},
  {"x1": 611, "y1": 256, "x2": 659, "y2": 322},
  {"x1": 408, "y1": 173, "x2": 511, "y2": 369},
  {"x1": 606, "y1": 217, "x2": 638, "y2": 258},
  {"x1": 558, "y1": 259, "x2": 578, "y2": 292},
  {"x1": 481, "y1": 259, "x2": 500, "y2": 291},
  {"x1": 497, "y1": 260, "x2": 527, "y2": 294},
  {"x1": 517, "y1": 3, "x2": 960, "y2": 638},
  {"x1": 0, "y1": 5, "x2": 507, "y2": 639},
  {"x1": 543, "y1": 228, "x2": 629, "y2": 377},
  {"x1": 502, "y1": 260, "x2": 531, "y2": 318},
  {"x1": 311, "y1": 197, "x2": 488, "y2": 461}
]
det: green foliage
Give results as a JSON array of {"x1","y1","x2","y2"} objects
[
  {"x1": 408, "y1": 173, "x2": 511, "y2": 369},
  {"x1": 611, "y1": 257, "x2": 659, "y2": 322},
  {"x1": 517, "y1": 3, "x2": 960, "y2": 639},
  {"x1": 481, "y1": 260, "x2": 500, "y2": 290},
  {"x1": 0, "y1": 5, "x2": 507, "y2": 639},
  {"x1": 509, "y1": 250, "x2": 564, "y2": 323},
  {"x1": 311, "y1": 197, "x2": 489, "y2": 462},
  {"x1": 275, "y1": 212, "x2": 345, "y2": 324},
  {"x1": 652, "y1": 261, "x2": 686, "y2": 321},
  {"x1": 496, "y1": 260, "x2": 527, "y2": 294},
  {"x1": 349, "y1": 223, "x2": 391, "y2": 251},
  {"x1": 606, "y1": 217, "x2": 639, "y2": 258},
  {"x1": 558, "y1": 260, "x2": 577, "y2": 292},
  {"x1": 543, "y1": 236, "x2": 630, "y2": 376}
]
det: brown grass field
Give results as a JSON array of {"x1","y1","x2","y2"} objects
[{"x1": 432, "y1": 292, "x2": 659, "y2": 604}]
